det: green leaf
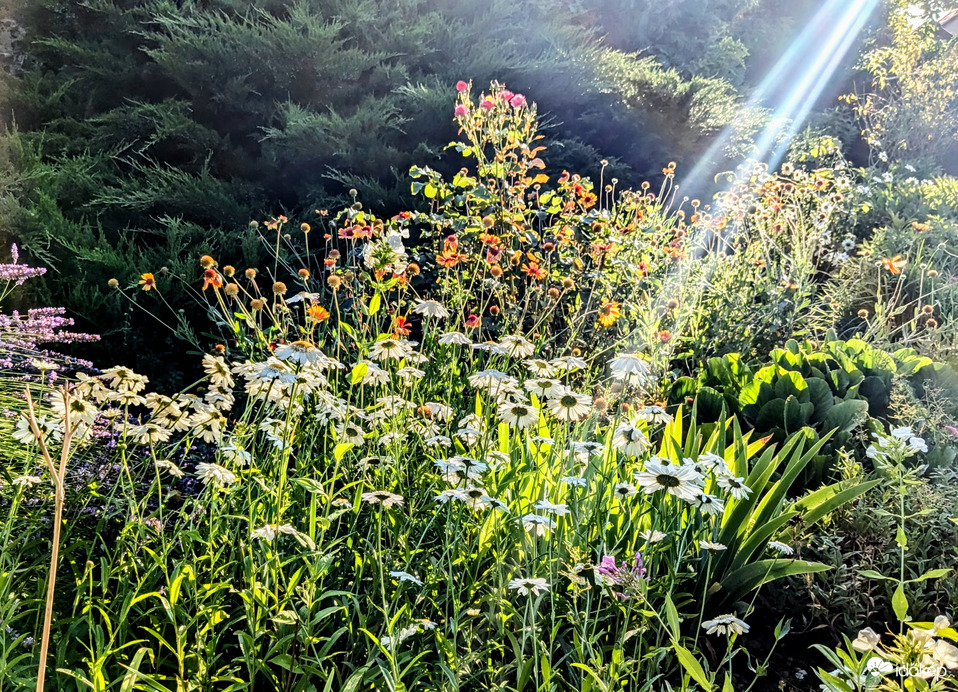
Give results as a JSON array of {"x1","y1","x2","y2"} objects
[
  {"x1": 672, "y1": 642, "x2": 712, "y2": 691},
  {"x1": 423, "y1": 183, "x2": 438, "y2": 199},
  {"x1": 663, "y1": 594, "x2": 680, "y2": 637},
  {"x1": 912, "y1": 568, "x2": 950, "y2": 582},
  {"x1": 350, "y1": 362, "x2": 368, "y2": 384},
  {"x1": 368, "y1": 293, "x2": 381, "y2": 316},
  {"x1": 858, "y1": 569, "x2": 892, "y2": 580},
  {"x1": 822, "y1": 399, "x2": 868, "y2": 433},
  {"x1": 720, "y1": 560, "x2": 831, "y2": 604},
  {"x1": 892, "y1": 583, "x2": 909, "y2": 621},
  {"x1": 334, "y1": 443, "x2": 354, "y2": 462},
  {"x1": 895, "y1": 525, "x2": 908, "y2": 550},
  {"x1": 272, "y1": 610, "x2": 298, "y2": 626}
]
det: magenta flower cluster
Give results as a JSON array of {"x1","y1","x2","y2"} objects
[{"x1": 597, "y1": 552, "x2": 648, "y2": 599}]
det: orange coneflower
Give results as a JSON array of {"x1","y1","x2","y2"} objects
[
  {"x1": 523, "y1": 263, "x2": 547, "y2": 280},
  {"x1": 139, "y1": 273, "x2": 157, "y2": 291},
  {"x1": 597, "y1": 301, "x2": 621, "y2": 328},
  {"x1": 202, "y1": 269, "x2": 223, "y2": 291},
  {"x1": 307, "y1": 305, "x2": 330, "y2": 322},
  {"x1": 392, "y1": 315, "x2": 411, "y2": 337},
  {"x1": 436, "y1": 251, "x2": 466, "y2": 268},
  {"x1": 882, "y1": 255, "x2": 907, "y2": 275}
]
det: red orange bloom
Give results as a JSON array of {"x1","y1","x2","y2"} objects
[
  {"x1": 139, "y1": 273, "x2": 156, "y2": 291},
  {"x1": 307, "y1": 305, "x2": 331, "y2": 322},
  {"x1": 202, "y1": 269, "x2": 223, "y2": 291}
]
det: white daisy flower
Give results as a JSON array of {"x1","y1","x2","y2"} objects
[
  {"x1": 520, "y1": 513, "x2": 556, "y2": 536},
  {"x1": 507, "y1": 576, "x2": 550, "y2": 596},
  {"x1": 634, "y1": 461, "x2": 703, "y2": 502},
  {"x1": 524, "y1": 359, "x2": 558, "y2": 377},
  {"x1": 251, "y1": 523, "x2": 296, "y2": 542},
  {"x1": 560, "y1": 476, "x2": 588, "y2": 487},
  {"x1": 497, "y1": 401, "x2": 540, "y2": 429},
  {"x1": 273, "y1": 341, "x2": 326, "y2": 367},
  {"x1": 361, "y1": 491, "x2": 404, "y2": 507},
  {"x1": 639, "y1": 529, "x2": 667, "y2": 543},
  {"x1": 396, "y1": 367, "x2": 425, "y2": 385},
  {"x1": 717, "y1": 475, "x2": 751, "y2": 500},
  {"x1": 534, "y1": 500, "x2": 570, "y2": 516},
  {"x1": 435, "y1": 488, "x2": 469, "y2": 504},
  {"x1": 195, "y1": 462, "x2": 236, "y2": 488},
  {"x1": 611, "y1": 422, "x2": 650, "y2": 457},
  {"x1": 613, "y1": 482, "x2": 638, "y2": 499},
  {"x1": 368, "y1": 338, "x2": 416, "y2": 362},
  {"x1": 524, "y1": 377, "x2": 564, "y2": 398},
  {"x1": 424, "y1": 434, "x2": 452, "y2": 448},
  {"x1": 546, "y1": 391, "x2": 592, "y2": 421},
  {"x1": 412, "y1": 299, "x2": 450, "y2": 320},
  {"x1": 699, "y1": 541, "x2": 727, "y2": 552},
  {"x1": 12, "y1": 475, "x2": 43, "y2": 488},
  {"x1": 693, "y1": 493, "x2": 725, "y2": 515},
  {"x1": 767, "y1": 541, "x2": 794, "y2": 555},
  {"x1": 155, "y1": 459, "x2": 185, "y2": 478},
  {"x1": 389, "y1": 570, "x2": 424, "y2": 586},
  {"x1": 550, "y1": 355, "x2": 587, "y2": 372},
  {"x1": 569, "y1": 441, "x2": 605, "y2": 464},
  {"x1": 438, "y1": 331, "x2": 472, "y2": 346},
  {"x1": 498, "y1": 335, "x2": 535, "y2": 358},
  {"x1": 702, "y1": 614, "x2": 749, "y2": 636},
  {"x1": 633, "y1": 405, "x2": 672, "y2": 424},
  {"x1": 608, "y1": 353, "x2": 651, "y2": 385}
]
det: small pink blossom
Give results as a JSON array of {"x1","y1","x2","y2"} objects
[
  {"x1": 509, "y1": 94, "x2": 526, "y2": 108},
  {"x1": 456, "y1": 80, "x2": 468, "y2": 93},
  {"x1": 500, "y1": 90, "x2": 514, "y2": 102},
  {"x1": 480, "y1": 98, "x2": 495, "y2": 110},
  {"x1": 454, "y1": 104, "x2": 468, "y2": 118}
]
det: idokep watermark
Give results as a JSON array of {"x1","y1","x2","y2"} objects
[{"x1": 866, "y1": 657, "x2": 948, "y2": 679}]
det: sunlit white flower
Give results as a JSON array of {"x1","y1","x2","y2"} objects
[
  {"x1": 639, "y1": 529, "x2": 667, "y2": 543},
  {"x1": 498, "y1": 335, "x2": 535, "y2": 358},
  {"x1": 611, "y1": 422, "x2": 650, "y2": 457},
  {"x1": 355, "y1": 360, "x2": 390, "y2": 387},
  {"x1": 702, "y1": 615, "x2": 749, "y2": 636},
  {"x1": 195, "y1": 462, "x2": 236, "y2": 488},
  {"x1": 396, "y1": 366, "x2": 425, "y2": 386},
  {"x1": 155, "y1": 459, "x2": 184, "y2": 478},
  {"x1": 472, "y1": 341, "x2": 506, "y2": 355},
  {"x1": 633, "y1": 405, "x2": 672, "y2": 424},
  {"x1": 435, "y1": 488, "x2": 469, "y2": 504},
  {"x1": 12, "y1": 475, "x2": 42, "y2": 488},
  {"x1": 455, "y1": 427, "x2": 483, "y2": 447},
  {"x1": 101, "y1": 366, "x2": 149, "y2": 393},
  {"x1": 767, "y1": 541, "x2": 794, "y2": 556},
  {"x1": 852, "y1": 628, "x2": 882, "y2": 652},
  {"x1": 613, "y1": 482, "x2": 638, "y2": 499},
  {"x1": 274, "y1": 341, "x2": 326, "y2": 367},
  {"x1": 529, "y1": 435, "x2": 553, "y2": 446},
  {"x1": 561, "y1": 476, "x2": 588, "y2": 487},
  {"x1": 697, "y1": 452, "x2": 730, "y2": 475},
  {"x1": 524, "y1": 377, "x2": 564, "y2": 398},
  {"x1": 12, "y1": 414, "x2": 61, "y2": 445},
  {"x1": 508, "y1": 576, "x2": 550, "y2": 596},
  {"x1": 524, "y1": 359, "x2": 558, "y2": 377},
  {"x1": 717, "y1": 474, "x2": 751, "y2": 500},
  {"x1": 520, "y1": 513, "x2": 556, "y2": 536},
  {"x1": 361, "y1": 491, "x2": 404, "y2": 507},
  {"x1": 497, "y1": 401, "x2": 539, "y2": 429},
  {"x1": 423, "y1": 434, "x2": 452, "y2": 448},
  {"x1": 49, "y1": 395, "x2": 99, "y2": 426},
  {"x1": 932, "y1": 639, "x2": 958, "y2": 669},
  {"x1": 634, "y1": 460, "x2": 703, "y2": 502},
  {"x1": 534, "y1": 500, "x2": 570, "y2": 516},
  {"x1": 608, "y1": 353, "x2": 650, "y2": 386},
  {"x1": 568, "y1": 441, "x2": 605, "y2": 464},
  {"x1": 389, "y1": 570, "x2": 424, "y2": 586},
  {"x1": 413, "y1": 299, "x2": 450, "y2": 320},
  {"x1": 368, "y1": 338, "x2": 416, "y2": 362},
  {"x1": 550, "y1": 355, "x2": 587, "y2": 372},
  {"x1": 134, "y1": 423, "x2": 172, "y2": 445},
  {"x1": 699, "y1": 541, "x2": 727, "y2": 552},
  {"x1": 438, "y1": 331, "x2": 472, "y2": 346},
  {"x1": 468, "y1": 369, "x2": 519, "y2": 398},
  {"x1": 693, "y1": 493, "x2": 725, "y2": 515},
  {"x1": 546, "y1": 391, "x2": 591, "y2": 421},
  {"x1": 251, "y1": 523, "x2": 295, "y2": 542}
]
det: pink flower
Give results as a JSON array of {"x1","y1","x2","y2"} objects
[
  {"x1": 456, "y1": 80, "x2": 468, "y2": 92},
  {"x1": 945, "y1": 425, "x2": 958, "y2": 438},
  {"x1": 465, "y1": 314, "x2": 480, "y2": 329},
  {"x1": 509, "y1": 94, "x2": 526, "y2": 108},
  {"x1": 500, "y1": 90, "x2": 514, "y2": 102},
  {"x1": 480, "y1": 98, "x2": 495, "y2": 110},
  {"x1": 454, "y1": 104, "x2": 468, "y2": 118}
]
